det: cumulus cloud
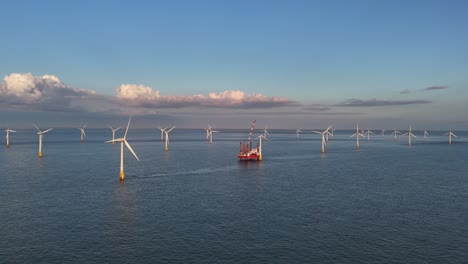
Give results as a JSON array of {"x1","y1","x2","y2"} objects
[
  {"x1": 116, "y1": 84, "x2": 298, "y2": 109},
  {"x1": 0, "y1": 73, "x2": 97, "y2": 112},
  {"x1": 335, "y1": 98, "x2": 431, "y2": 107},
  {"x1": 421, "y1": 85, "x2": 449, "y2": 91}
]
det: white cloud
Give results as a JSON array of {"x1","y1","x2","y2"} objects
[
  {"x1": 116, "y1": 84, "x2": 297, "y2": 109},
  {"x1": 0, "y1": 73, "x2": 97, "y2": 112}
]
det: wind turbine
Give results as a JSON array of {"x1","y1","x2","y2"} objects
[
  {"x1": 392, "y1": 128, "x2": 401, "y2": 141},
  {"x1": 158, "y1": 126, "x2": 167, "y2": 141},
  {"x1": 256, "y1": 134, "x2": 270, "y2": 161},
  {"x1": 33, "y1": 124, "x2": 53, "y2": 157},
  {"x1": 108, "y1": 126, "x2": 121, "y2": 145},
  {"x1": 349, "y1": 123, "x2": 365, "y2": 149},
  {"x1": 105, "y1": 116, "x2": 139, "y2": 181},
  {"x1": 312, "y1": 125, "x2": 333, "y2": 153},
  {"x1": 5, "y1": 128, "x2": 16, "y2": 148},
  {"x1": 381, "y1": 129, "x2": 386, "y2": 137},
  {"x1": 364, "y1": 129, "x2": 374, "y2": 141},
  {"x1": 262, "y1": 126, "x2": 270, "y2": 138},
  {"x1": 296, "y1": 129, "x2": 303, "y2": 139},
  {"x1": 423, "y1": 130, "x2": 429, "y2": 141},
  {"x1": 402, "y1": 125, "x2": 416, "y2": 147},
  {"x1": 207, "y1": 127, "x2": 219, "y2": 144},
  {"x1": 163, "y1": 126, "x2": 176, "y2": 151},
  {"x1": 78, "y1": 124, "x2": 87, "y2": 143},
  {"x1": 443, "y1": 129, "x2": 457, "y2": 144}
]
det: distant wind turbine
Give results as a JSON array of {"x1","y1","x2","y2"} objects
[
  {"x1": 255, "y1": 134, "x2": 270, "y2": 161},
  {"x1": 312, "y1": 125, "x2": 333, "y2": 153},
  {"x1": 296, "y1": 129, "x2": 303, "y2": 139},
  {"x1": 423, "y1": 130, "x2": 429, "y2": 141},
  {"x1": 108, "y1": 126, "x2": 121, "y2": 145},
  {"x1": 392, "y1": 128, "x2": 401, "y2": 141},
  {"x1": 349, "y1": 123, "x2": 365, "y2": 149},
  {"x1": 207, "y1": 126, "x2": 219, "y2": 144},
  {"x1": 262, "y1": 126, "x2": 270, "y2": 138},
  {"x1": 443, "y1": 130, "x2": 457, "y2": 144},
  {"x1": 78, "y1": 124, "x2": 87, "y2": 143},
  {"x1": 33, "y1": 124, "x2": 53, "y2": 157},
  {"x1": 105, "y1": 116, "x2": 139, "y2": 181},
  {"x1": 364, "y1": 129, "x2": 374, "y2": 141},
  {"x1": 164, "y1": 126, "x2": 176, "y2": 151},
  {"x1": 5, "y1": 128, "x2": 16, "y2": 148},
  {"x1": 402, "y1": 125, "x2": 416, "y2": 147},
  {"x1": 381, "y1": 129, "x2": 386, "y2": 137}
]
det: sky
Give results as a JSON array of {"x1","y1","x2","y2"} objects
[{"x1": 1, "y1": 0, "x2": 467, "y2": 129}]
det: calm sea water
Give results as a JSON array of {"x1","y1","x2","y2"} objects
[{"x1": 1, "y1": 128, "x2": 467, "y2": 263}]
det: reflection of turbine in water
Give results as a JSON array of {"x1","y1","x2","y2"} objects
[
  {"x1": 105, "y1": 116, "x2": 139, "y2": 181},
  {"x1": 312, "y1": 125, "x2": 333, "y2": 153},
  {"x1": 443, "y1": 129, "x2": 457, "y2": 144},
  {"x1": 5, "y1": 128, "x2": 16, "y2": 148},
  {"x1": 108, "y1": 125, "x2": 121, "y2": 145},
  {"x1": 33, "y1": 124, "x2": 53, "y2": 157},
  {"x1": 349, "y1": 123, "x2": 365, "y2": 149}
]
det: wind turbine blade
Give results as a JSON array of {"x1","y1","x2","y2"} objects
[
  {"x1": 10, "y1": 130, "x2": 16, "y2": 132},
  {"x1": 312, "y1": 130, "x2": 322, "y2": 134},
  {"x1": 124, "y1": 140, "x2": 140, "y2": 161},
  {"x1": 42, "y1": 128, "x2": 53, "y2": 133},
  {"x1": 83, "y1": 124, "x2": 87, "y2": 129},
  {"x1": 452, "y1": 133, "x2": 457, "y2": 138},
  {"x1": 83, "y1": 130, "x2": 86, "y2": 137},
  {"x1": 124, "y1": 116, "x2": 132, "y2": 138},
  {"x1": 108, "y1": 125, "x2": 113, "y2": 130},
  {"x1": 402, "y1": 133, "x2": 408, "y2": 136},
  {"x1": 442, "y1": 133, "x2": 448, "y2": 136},
  {"x1": 349, "y1": 133, "x2": 357, "y2": 139},
  {"x1": 33, "y1": 124, "x2": 40, "y2": 132},
  {"x1": 167, "y1": 126, "x2": 176, "y2": 133},
  {"x1": 411, "y1": 133, "x2": 416, "y2": 138}
]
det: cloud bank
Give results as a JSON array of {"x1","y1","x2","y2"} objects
[
  {"x1": 0, "y1": 73, "x2": 298, "y2": 114},
  {"x1": 0, "y1": 73, "x2": 96, "y2": 112},
  {"x1": 335, "y1": 98, "x2": 432, "y2": 107},
  {"x1": 116, "y1": 84, "x2": 298, "y2": 109}
]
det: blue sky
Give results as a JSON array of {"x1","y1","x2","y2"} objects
[{"x1": 1, "y1": 0, "x2": 467, "y2": 129}]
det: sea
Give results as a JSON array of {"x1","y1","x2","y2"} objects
[{"x1": 1, "y1": 128, "x2": 467, "y2": 263}]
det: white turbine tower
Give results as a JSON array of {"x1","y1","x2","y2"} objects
[
  {"x1": 256, "y1": 134, "x2": 270, "y2": 161},
  {"x1": 312, "y1": 125, "x2": 333, "y2": 153},
  {"x1": 207, "y1": 127, "x2": 219, "y2": 144},
  {"x1": 108, "y1": 126, "x2": 121, "y2": 145},
  {"x1": 443, "y1": 130, "x2": 457, "y2": 144},
  {"x1": 364, "y1": 129, "x2": 374, "y2": 141},
  {"x1": 402, "y1": 125, "x2": 416, "y2": 146},
  {"x1": 381, "y1": 129, "x2": 386, "y2": 137},
  {"x1": 392, "y1": 128, "x2": 401, "y2": 141},
  {"x1": 296, "y1": 129, "x2": 303, "y2": 139},
  {"x1": 163, "y1": 126, "x2": 176, "y2": 151},
  {"x1": 33, "y1": 124, "x2": 53, "y2": 157},
  {"x1": 105, "y1": 117, "x2": 139, "y2": 181},
  {"x1": 5, "y1": 128, "x2": 16, "y2": 148},
  {"x1": 349, "y1": 123, "x2": 365, "y2": 149},
  {"x1": 78, "y1": 124, "x2": 87, "y2": 143},
  {"x1": 158, "y1": 127, "x2": 167, "y2": 141},
  {"x1": 423, "y1": 130, "x2": 429, "y2": 141}
]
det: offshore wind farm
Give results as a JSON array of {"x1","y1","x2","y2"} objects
[{"x1": 2, "y1": 1, "x2": 468, "y2": 263}]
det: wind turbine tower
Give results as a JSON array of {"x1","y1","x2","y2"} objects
[{"x1": 105, "y1": 117, "x2": 139, "y2": 181}]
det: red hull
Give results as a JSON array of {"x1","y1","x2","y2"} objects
[{"x1": 238, "y1": 153, "x2": 259, "y2": 161}]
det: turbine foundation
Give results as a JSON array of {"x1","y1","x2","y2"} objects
[{"x1": 120, "y1": 171, "x2": 125, "y2": 181}]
